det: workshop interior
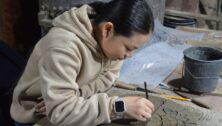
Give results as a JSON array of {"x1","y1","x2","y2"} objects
[{"x1": 0, "y1": 0, "x2": 222, "y2": 126}]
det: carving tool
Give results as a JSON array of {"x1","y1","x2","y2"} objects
[
  {"x1": 144, "y1": 81, "x2": 149, "y2": 99},
  {"x1": 159, "y1": 82, "x2": 211, "y2": 109},
  {"x1": 116, "y1": 81, "x2": 190, "y2": 101},
  {"x1": 115, "y1": 81, "x2": 158, "y2": 94},
  {"x1": 174, "y1": 91, "x2": 211, "y2": 109}
]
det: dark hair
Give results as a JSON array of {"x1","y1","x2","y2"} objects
[{"x1": 89, "y1": 0, "x2": 154, "y2": 37}]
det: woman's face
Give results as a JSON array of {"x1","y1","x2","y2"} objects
[
  {"x1": 101, "y1": 33, "x2": 150, "y2": 60},
  {"x1": 95, "y1": 22, "x2": 150, "y2": 60}
]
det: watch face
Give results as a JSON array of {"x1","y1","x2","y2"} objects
[{"x1": 115, "y1": 101, "x2": 124, "y2": 112}]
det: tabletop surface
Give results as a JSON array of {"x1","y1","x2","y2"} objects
[
  {"x1": 105, "y1": 87, "x2": 222, "y2": 126},
  {"x1": 104, "y1": 27, "x2": 222, "y2": 126}
]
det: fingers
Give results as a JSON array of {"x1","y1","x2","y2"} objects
[
  {"x1": 139, "y1": 111, "x2": 151, "y2": 121},
  {"x1": 144, "y1": 106, "x2": 153, "y2": 116},
  {"x1": 137, "y1": 97, "x2": 154, "y2": 113},
  {"x1": 36, "y1": 106, "x2": 46, "y2": 113},
  {"x1": 139, "y1": 102, "x2": 152, "y2": 121},
  {"x1": 35, "y1": 101, "x2": 46, "y2": 113},
  {"x1": 132, "y1": 109, "x2": 152, "y2": 122},
  {"x1": 37, "y1": 101, "x2": 45, "y2": 108},
  {"x1": 123, "y1": 96, "x2": 155, "y2": 122},
  {"x1": 144, "y1": 99, "x2": 155, "y2": 112}
]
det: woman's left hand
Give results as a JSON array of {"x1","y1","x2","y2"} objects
[{"x1": 35, "y1": 97, "x2": 46, "y2": 115}]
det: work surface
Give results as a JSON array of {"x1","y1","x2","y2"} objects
[
  {"x1": 104, "y1": 27, "x2": 222, "y2": 126},
  {"x1": 165, "y1": 27, "x2": 222, "y2": 112},
  {"x1": 162, "y1": 63, "x2": 222, "y2": 112},
  {"x1": 105, "y1": 87, "x2": 222, "y2": 126}
]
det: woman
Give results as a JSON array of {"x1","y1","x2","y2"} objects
[{"x1": 11, "y1": 0, "x2": 155, "y2": 125}]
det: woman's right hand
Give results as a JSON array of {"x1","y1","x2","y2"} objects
[{"x1": 122, "y1": 96, "x2": 154, "y2": 121}]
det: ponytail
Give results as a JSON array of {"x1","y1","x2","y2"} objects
[{"x1": 89, "y1": 0, "x2": 154, "y2": 37}]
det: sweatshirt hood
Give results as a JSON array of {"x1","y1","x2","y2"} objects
[{"x1": 52, "y1": 5, "x2": 103, "y2": 57}]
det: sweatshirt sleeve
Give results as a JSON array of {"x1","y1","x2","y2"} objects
[
  {"x1": 80, "y1": 60, "x2": 123, "y2": 98},
  {"x1": 38, "y1": 47, "x2": 118, "y2": 126}
]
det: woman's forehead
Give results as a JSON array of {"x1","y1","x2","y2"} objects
[{"x1": 126, "y1": 34, "x2": 150, "y2": 46}]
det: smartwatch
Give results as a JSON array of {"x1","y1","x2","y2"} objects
[{"x1": 113, "y1": 98, "x2": 125, "y2": 114}]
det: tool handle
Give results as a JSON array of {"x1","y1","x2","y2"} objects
[
  {"x1": 115, "y1": 81, "x2": 137, "y2": 90},
  {"x1": 161, "y1": 95, "x2": 191, "y2": 101},
  {"x1": 174, "y1": 91, "x2": 211, "y2": 109}
]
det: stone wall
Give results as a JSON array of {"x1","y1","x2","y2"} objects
[{"x1": 39, "y1": 0, "x2": 165, "y2": 27}]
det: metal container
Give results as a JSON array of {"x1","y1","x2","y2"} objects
[{"x1": 183, "y1": 47, "x2": 222, "y2": 93}]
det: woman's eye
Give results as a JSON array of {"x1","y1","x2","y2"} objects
[{"x1": 126, "y1": 47, "x2": 132, "y2": 51}]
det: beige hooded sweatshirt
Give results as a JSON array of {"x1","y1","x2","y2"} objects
[{"x1": 10, "y1": 5, "x2": 122, "y2": 126}]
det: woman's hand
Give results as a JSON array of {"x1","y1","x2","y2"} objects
[
  {"x1": 35, "y1": 97, "x2": 46, "y2": 115},
  {"x1": 122, "y1": 96, "x2": 154, "y2": 121}
]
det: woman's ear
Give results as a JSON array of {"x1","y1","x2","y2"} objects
[{"x1": 101, "y1": 22, "x2": 114, "y2": 39}]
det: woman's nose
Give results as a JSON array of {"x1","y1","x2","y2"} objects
[
  {"x1": 128, "y1": 53, "x2": 133, "y2": 58},
  {"x1": 124, "y1": 53, "x2": 133, "y2": 59}
]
